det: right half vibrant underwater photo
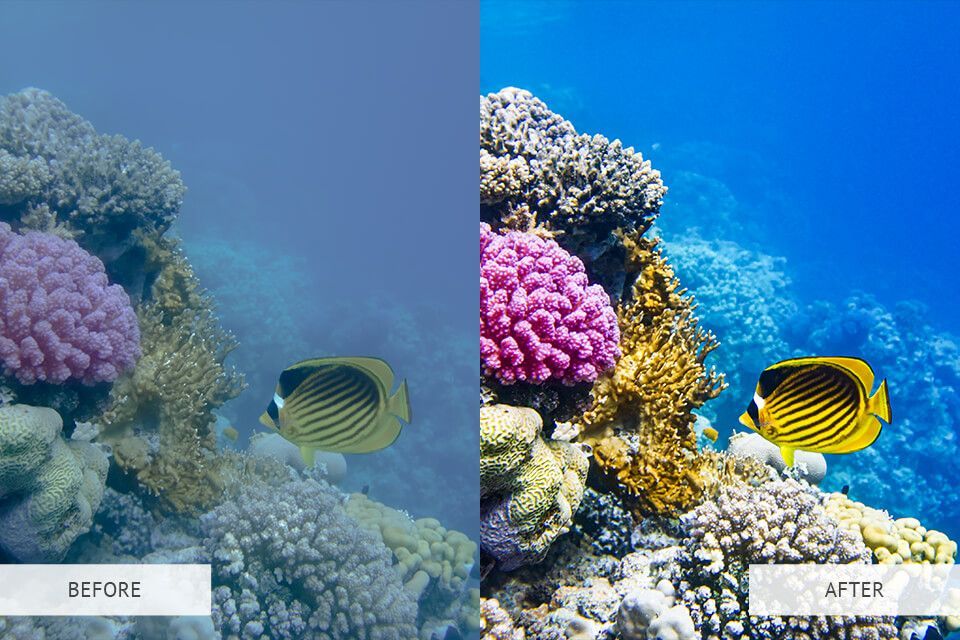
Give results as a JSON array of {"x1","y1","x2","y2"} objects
[{"x1": 479, "y1": 2, "x2": 960, "y2": 639}]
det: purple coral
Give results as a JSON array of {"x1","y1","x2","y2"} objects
[
  {"x1": 480, "y1": 223, "x2": 620, "y2": 385},
  {"x1": 0, "y1": 223, "x2": 140, "y2": 385}
]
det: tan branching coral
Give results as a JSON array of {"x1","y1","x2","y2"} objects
[
  {"x1": 98, "y1": 304, "x2": 244, "y2": 513},
  {"x1": 579, "y1": 233, "x2": 725, "y2": 515}
]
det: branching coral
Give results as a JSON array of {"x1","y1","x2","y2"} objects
[
  {"x1": 0, "y1": 404, "x2": 108, "y2": 561},
  {"x1": 345, "y1": 493, "x2": 480, "y2": 638},
  {"x1": 201, "y1": 476, "x2": 418, "y2": 639},
  {"x1": 672, "y1": 478, "x2": 898, "y2": 639},
  {"x1": 481, "y1": 88, "x2": 666, "y2": 299},
  {"x1": 481, "y1": 404, "x2": 589, "y2": 571},
  {"x1": 97, "y1": 304, "x2": 243, "y2": 513},
  {"x1": 581, "y1": 233, "x2": 725, "y2": 515}
]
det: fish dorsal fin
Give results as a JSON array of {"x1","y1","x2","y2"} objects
[
  {"x1": 767, "y1": 356, "x2": 875, "y2": 392},
  {"x1": 278, "y1": 359, "x2": 334, "y2": 396},
  {"x1": 334, "y1": 357, "x2": 395, "y2": 390}
]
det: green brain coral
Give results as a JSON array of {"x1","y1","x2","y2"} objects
[
  {"x1": 0, "y1": 404, "x2": 108, "y2": 562},
  {"x1": 480, "y1": 404, "x2": 589, "y2": 571}
]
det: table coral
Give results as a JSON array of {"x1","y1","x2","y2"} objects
[
  {"x1": 0, "y1": 222, "x2": 140, "y2": 385},
  {"x1": 345, "y1": 493, "x2": 480, "y2": 638},
  {"x1": 480, "y1": 222, "x2": 620, "y2": 385},
  {"x1": 481, "y1": 87, "x2": 666, "y2": 299},
  {"x1": 201, "y1": 476, "x2": 418, "y2": 639},
  {"x1": 481, "y1": 404, "x2": 589, "y2": 571},
  {"x1": 582, "y1": 233, "x2": 724, "y2": 515},
  {"x1": 0, "y1": 404, "x2": 108, "y2": 562},
  {"x1": 672, "y1": 478, "x2": 898, "y2": 639}
]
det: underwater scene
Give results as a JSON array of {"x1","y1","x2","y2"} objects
[
  {"x1": 0, "y1": 2, "x2": 479, "y2": 639},
  {"x1": 480, "y1": 2, "x2": 960, "y2": 640}
]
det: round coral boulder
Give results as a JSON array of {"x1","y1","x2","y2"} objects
[
  {"x1": 480, "y1": 223, "x2": 620, "y2": 385},
  {"x1": 0, "y1": 223, "x2": 140, "y2": 385}
]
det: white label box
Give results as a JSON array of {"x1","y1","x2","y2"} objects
[
  {"x1": 750, "y1": 564, "x2": 960, "y2": 616},
  {"x1": 0, "y1": 564, "x2": 211, "y2": 616}
]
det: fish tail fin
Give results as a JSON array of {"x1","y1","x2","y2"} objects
[
  {"x1": 780, "y1": 445, "x2": 795, "y2": 467},
  {"x1": 300, "y1": 446, "x2": 316, "y2": 467},
  {"x1": 389, "y1": 380, "x2": 411, "y2": 423},
  {"x1": 869, "y1": 379, "x2": 892, "y2": 423}
]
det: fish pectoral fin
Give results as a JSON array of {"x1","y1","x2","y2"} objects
[
  {"x1": 779, "y1": 446, "x2": 796, "y2": 467},
  {"x1": 868, "y1": 378, "x2": 892, "y2": 423},
  {"x1": 300, "y1": 446, "x2": 316, "y2": 467},
  {"x1": 389, "y1": 379, "x2": 411, "y2": 423}
]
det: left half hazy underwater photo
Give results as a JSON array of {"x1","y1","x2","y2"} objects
[{"x1": 0, "y1": 1, "x2": 481, "y2": 639}]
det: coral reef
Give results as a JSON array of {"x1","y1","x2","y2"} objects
[
  {"x1": 481, "y1": 598, "x2": 524, "y2": 640},
  {"x1": 582, "y1": 233, "x2": 725, "y2": 515},
  {"x1": 672, "y1": 478, "x2": 899, "y2": 639},
  {"x1": 481, "y1": 404, "x2": 589, "y2": 571},
  {"x1": 823, "y1": 491, "x2": 957, "y2": 565},
  {"x1": 96, "y1": 304, "x2": 243, "y2": 513},
  {"x1": 247, "y1": 432, "x2": 346, "y2": 483},
  {"x1": 726, "y1": 432, "x2": 826, "y2": 485},
  {"x1": 481, "y1": 88, "x2": 666, "y2": 298},
  {"x1": 480, "y1": 222, "x2": 620, "y2": 385},
  {"x1": 201, "y1": 476, "x2": 418, "y2": 639},
  {"x1": 0, "y1": 222, "x2": 140, "y2": 385},
  {"x1": 345, "y1": 492, "x2": 480, "y2": 638},
  {"x1": 0, "y1": 404, "x2": 108, "y2": 561},
  {"x1": 0, "y1": 88, "x2": 184, "y2": 258}
]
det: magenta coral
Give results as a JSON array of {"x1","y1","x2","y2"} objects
[
  {"x1": 0, "y1": 223, "x2": 140, "y2": 385},
  {"x1": 480, "y1": 223, "x2": 620, "y2": 385}
]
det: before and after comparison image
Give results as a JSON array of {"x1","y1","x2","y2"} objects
[{"x1": 0, "y1": 1, "x2": 958, "y2": 639}]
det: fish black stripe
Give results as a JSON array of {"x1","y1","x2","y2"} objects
[
  {"x1": 293, "y1": 382, "x2": 370, "y2": 424},
  {"x1": 322, "y1": 402, "x2": 385, "y2": 448},
  {"x1": 773, "y1": 384, "x2": 855, "y2": 427},
  {"x1": 297, "y1": 389, "x2": 380, "y2": 445},
  {"x1": 296, "y1": 368, "x2": 355, "y2": 398},
  {"x1": 767, "y1": 375, "x2": 829, "y2": 410},
  {"x1": 294, "y1": 373, "x2": 375, "y2": 418},
  {"x1": 804, "y1": 413, "x2": 860, "y2": 449},
  {"x1": 811, "y1": 404, "x2": 872, "y2": 449},
  {"x1": 780, "y1": 397, "x2": 860, "y2": 435},
  {"x1": 296, "y1": 380, "x2": 377, "y2": 427},
  {"x1": 287, "y1": 377, "x2": 358, "y2": 415},
  {"x1": 768, "y1": 381, "x2": 837, "y2": 416},
  {"x1": 772, "y1": 369, "x2": 825, "y2": 397},
  {"x1": 776, "y1": 401, "x2": 860, "y2": 446},
  {"x1": 781, "y1": 385, "x2": 862, "y2": 432},
  {"x1": 772, "y1": 371, "x2": 857, "y2": 422}
]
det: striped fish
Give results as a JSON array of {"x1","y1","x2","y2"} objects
[
  {"x1": 259, "y1": 356, "x2": 411, "y2": 463},
  {"x1": 738, "y1": 356, "x2": 891, "y2": 466}
]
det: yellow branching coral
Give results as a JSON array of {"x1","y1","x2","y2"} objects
[
  {"x1": 579, "y1": 232, "x2": 725, "y2": 515},
  {"x1": 97, "y1": 304, "x2": 244, "y2": 513}
]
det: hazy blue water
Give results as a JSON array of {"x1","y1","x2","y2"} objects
[
  {"x1": 483, "y1": 0, "x2": 959, "y2": 539},
  {"x1": 1, "y1": 1, "x2": 479, "y2": 537}
]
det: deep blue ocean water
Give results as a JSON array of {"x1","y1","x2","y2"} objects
[{"x1": 483, "y1": 1, "x2": 959, "y2": 540}]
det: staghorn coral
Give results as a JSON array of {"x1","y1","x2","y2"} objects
[
  {"x1": 672, "y1": 478, "x2": 898, "y2": 639},
  {"x1": 823, "y1": 492, "x2": 957, "y2": 565},
  {"x1": 481, "y1": 404, "x2": 589, "y2": 571},
  {"x1": 581, "y1": 233, "x2": 724, "y2": 515},
  {"x1": 201, "y1": 476, "x2": 418, "y2": 639},
  {"x1": 0, "y1": 222, "x2": 140, "y2": 385},
  {"x1": 0, "y1": 88, "x2": 184, "y2": 251},
  {"x1": 480, "y1": 88, "x2": 666, "y2": 299},
  {"x1": 480, "y1": 222, "x2": 620, "y2": 386},
  {"x1": 0, "y1": 404, "x2": 108, "y2": 562},
  {"x1": 97, "y1": 304, "x2": 243, "y2": 513},
  {"x1": 345, "y1": 493, "x2": 480, "y2": 638}
]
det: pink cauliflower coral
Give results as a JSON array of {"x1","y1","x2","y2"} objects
[
  {"x1": 480, "y1": 223, "x2": 620, "y2": 385},
  {"x1": 0, "y1": 223, "x2": 140, "y2": 385}
]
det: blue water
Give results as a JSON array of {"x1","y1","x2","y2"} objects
[{"x1": 483, "y1": 0, "x2": 959, "y2": 540}]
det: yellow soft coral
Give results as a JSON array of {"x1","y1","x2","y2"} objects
[
  {"x1": 824, "y1": 492, "x2": 957, "y2": 564},
  {"x1": 579, "y1": 233, "x2": 724, "y2": 515}
]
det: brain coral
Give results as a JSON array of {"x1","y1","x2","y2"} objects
[
  {"x1": 201, "y1": 476, "x2": 418, "y2": 639},
  {"x1": 0, "y1": 222, "x2": 140, "y2": 385},
  {"x1": 480, "y1": 223, "x2": 619, "y2": 385},
  {"x1": 480, "y1": 404, "x2": 589, "y2": 571},
  {"x1": 0, "y1": 404, "x2": 108, "y2": 562}
]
